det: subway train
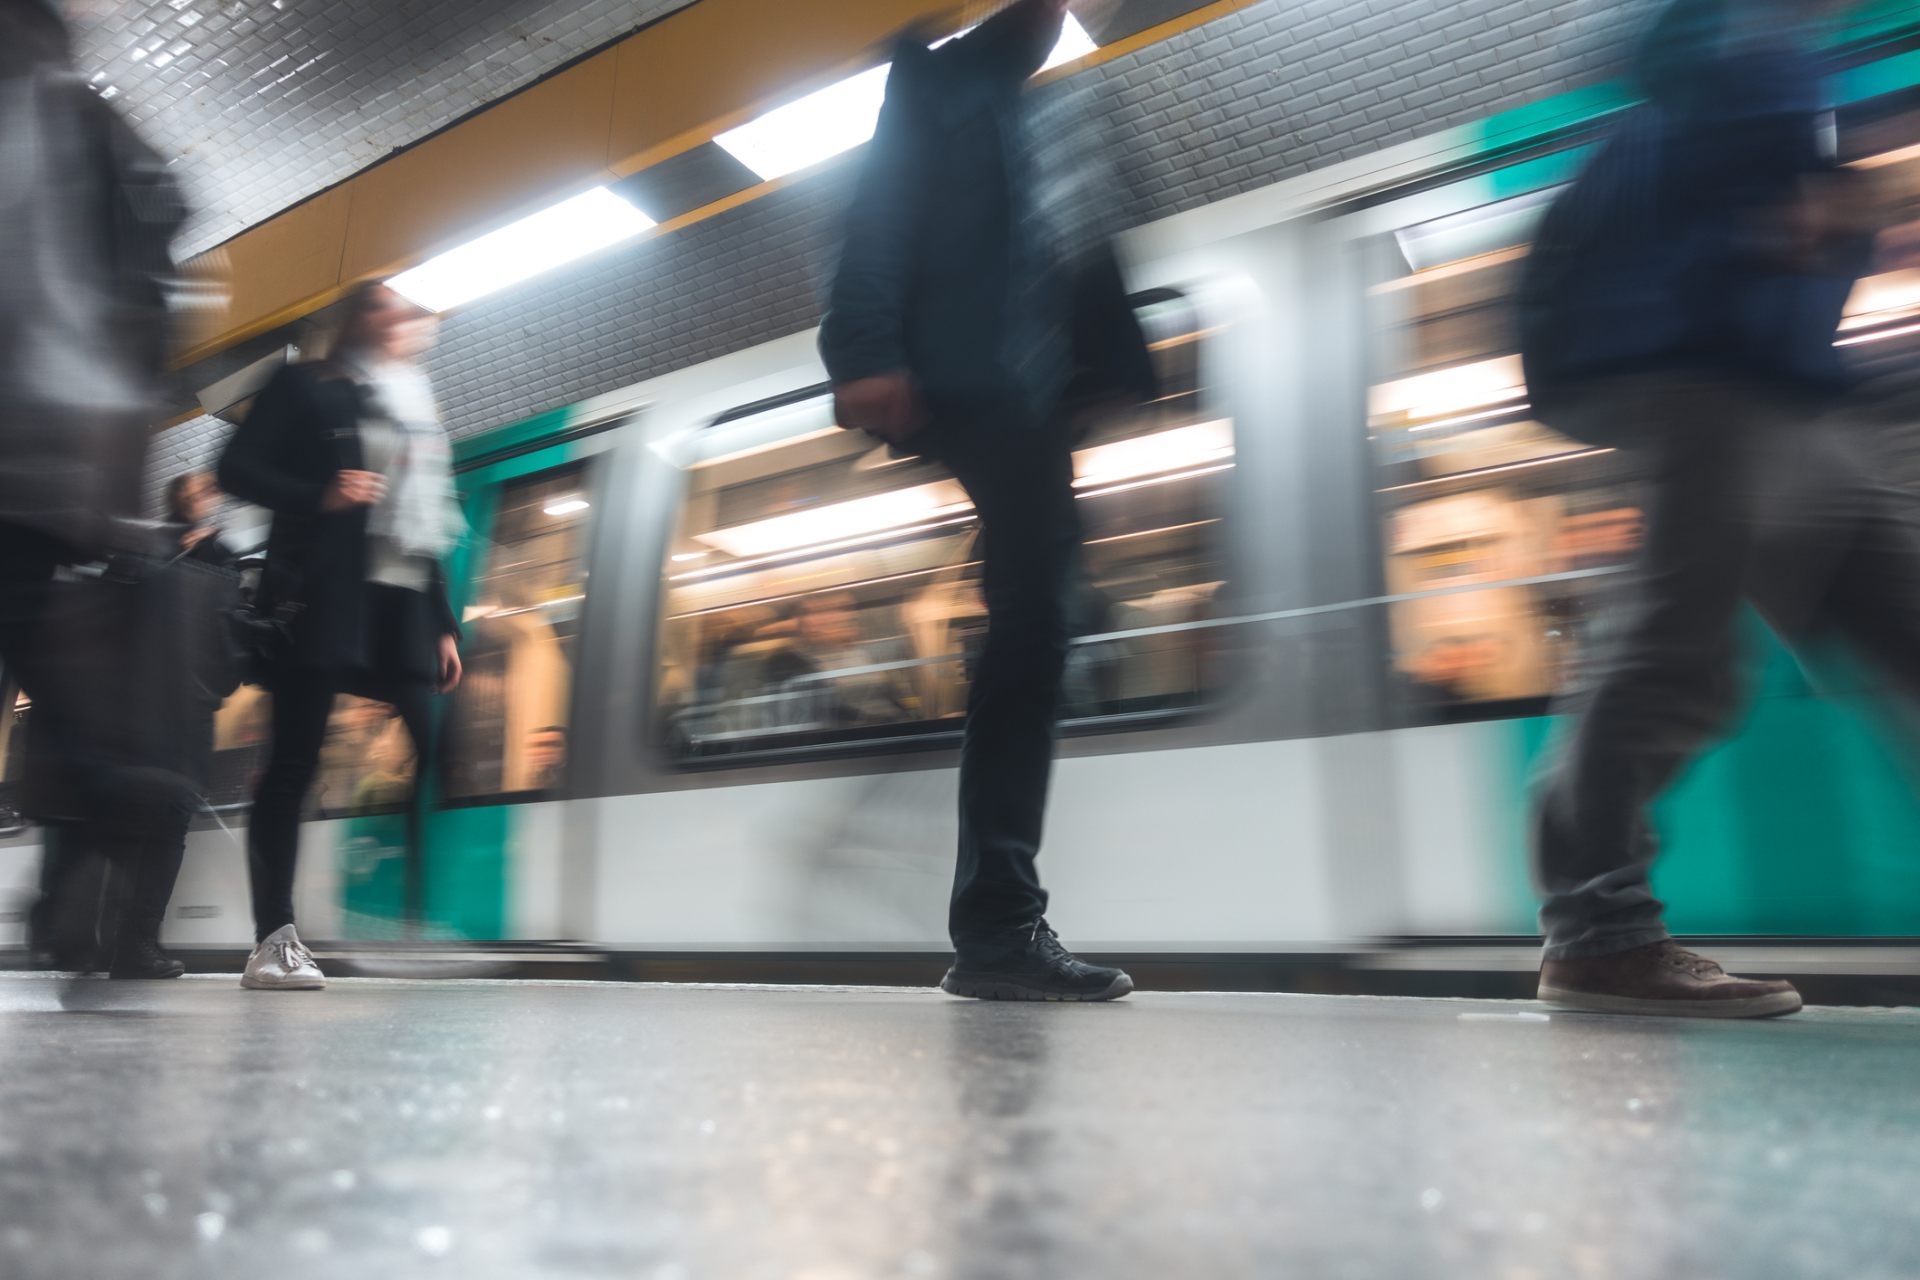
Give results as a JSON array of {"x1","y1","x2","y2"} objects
[{"x1": 8, "y1": 32, "x2": 1920, "y2": 972}]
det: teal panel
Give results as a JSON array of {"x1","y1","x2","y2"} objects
[
  {"x1": 421, "y1": 804, "x2": 512, "y2": 941},
  {"x1": 338, "y1": 813, "x2": 410, "y2": 938},
  {"x1": 1501, "y1": 623, "x2": 1920, "y2": 938},
  {"x1": 452, "y1": 405, "x2": 574, "y2": 468}
]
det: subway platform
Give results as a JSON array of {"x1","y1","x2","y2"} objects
[{"x1": 2, "y1": 977, "x2": 1917, "y2": 1280}]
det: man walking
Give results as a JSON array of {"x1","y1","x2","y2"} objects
[
  {"x1": 1521, "y1": 0, "x2": 1915, "y2": 1016},
  {"x1": 820, "y1": 0, "x2": 1154, "y2": 1000}
]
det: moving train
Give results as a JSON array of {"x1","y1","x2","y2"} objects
[{"x1": 8, "y1": 27, "x2": 1920, "y2": 966}]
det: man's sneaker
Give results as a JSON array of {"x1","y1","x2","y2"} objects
[
  {"x1": 941, "y1": 919, "x2": 1133, "y2": 1002},
  {"x1": 109, "y1": 935, "x2": 187, "y2": 980},
  {"x1": 241, "y1": 924, "x2": 326, "y2": 991},
  {"x1": 1539, "y1": 940, "x2": 1801, "y2": 1018}
]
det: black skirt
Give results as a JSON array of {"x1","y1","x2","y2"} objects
[{"x1": 281, "y1": 581, "x2": 441, "y2": 696}]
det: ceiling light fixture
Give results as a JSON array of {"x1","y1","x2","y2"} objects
[
  {"x1": 696, "y1": 480, "x2": 972, "y2": 559},
  {"x1": 386, "y1": 187, "x2": 655, "y2": 313},
  {"x1": 542, "y1": 497, "x2": 591, "y2": 517},
  {"x1": 1071, "y1": 420, "x2": 1235, "y2": 489},
  {"x1": 715, "y1": 16, "x2": 1098, "y2": 182}
]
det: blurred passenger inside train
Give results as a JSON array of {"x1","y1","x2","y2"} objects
[
  {"x1": 6, "y1": 2, "x2": 199, "y2": 975},
  {"x1": 165, "y1": 469, "x2": 238, "y2": 566},
  {"x1": 1520, "y1": 0, "x2": 1920, "y2": 1018},
  {"x1": 781, "y1": 590, "x2": 910, "y2": 727},
  {"x1": 525, "y1": 725, "x2": 568, "y2": 791},
  {"x1": 219, "y1": 281, "x2": 466, "y2": 991},
  {"x1": 820, "y1": 0, "x2": 1156, "y2": 1001}
]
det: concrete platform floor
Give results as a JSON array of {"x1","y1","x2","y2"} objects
[{"x1": 1, "y1": 977, "x2": 1917, "y2": 1280}]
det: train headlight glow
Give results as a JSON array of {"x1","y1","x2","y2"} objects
[
  {"x1": 715, "y1": 17, "x2": 1097, "y2": 183},
  {"x1": 387, "y1": 188, "x2": 656, "y2": 313}
]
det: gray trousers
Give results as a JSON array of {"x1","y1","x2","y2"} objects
[{"x1": 1534, "y1": 372, "x2": 1920, "y2": 958}]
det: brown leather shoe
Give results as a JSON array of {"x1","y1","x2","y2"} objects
[{"x1": 1538, "y1": 941, "x2": 1802, "y2": 1018}]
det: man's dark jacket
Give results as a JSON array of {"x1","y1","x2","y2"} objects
[{"x1": 818, "y1": 7, "x2": 1155, "y2": 419}]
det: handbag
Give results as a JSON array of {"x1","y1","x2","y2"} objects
[
  {"x1": 230, "y1": 552, "x2": 298, "y2": 686},
  {"x1": 21, "y1": 534, "x2": 246, "y2": 821}
]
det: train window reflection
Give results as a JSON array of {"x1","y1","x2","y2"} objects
[
  {"x1": 1367, "y1": 194, "x2": 1644, "y2": 716},
  {"x1": 441, "y1": 463, "x2": 592, "y2": 800},
  {"x1": 1370, "y1": 135, "x2": 1920, "y2": 718},
  {"x1": 653, "y1": 294, "x2": 1233, "y2": 761}
]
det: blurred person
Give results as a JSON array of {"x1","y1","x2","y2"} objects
[
  {"x1": 349, "y1": 712, "x2": 416, "y2": 811},
  {"x1": 79, "y1": 471, "x2": 245, "y2": 979},
  {"x1": 820, "y1": 0, "x2": 1156, "y2": 1001},
  {"x1": 525, "y1": 724, "x2": 568, "y2": 790},
  {"x1": 783, "y1": 590, "x2": 908, "y2": 726},
  {"x1": 218, "y1": 282, "x2": 464, "y2": 991},
  {"x1": 5, "y1": 2, "x2": 189, "y2": 970},
  {"x1": 1519, "y1": 0, "x2": 1914, "y2": 1017},
  {"x1": 165, "y1": 469, "x2": 237, "y2": 564}
]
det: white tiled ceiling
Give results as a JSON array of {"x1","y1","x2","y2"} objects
[{"x1": 70, "y1": 0, "x2": 701, "y2": 257}]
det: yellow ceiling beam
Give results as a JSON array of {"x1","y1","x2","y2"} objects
[{"x1": 175, "y1": 0, "x2": 1247, "y2": 367}]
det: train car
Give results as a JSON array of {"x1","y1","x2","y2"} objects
[{"x1": 8, "y1": 17, "x2": 1920, "y2": 973}]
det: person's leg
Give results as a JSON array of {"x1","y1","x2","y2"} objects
[
  {"x1": 107, "y1": 800, "x2": 189, "y2": 978},
  {"x1": 1767, "y1": 423, "x2": 1920, "y2": 697},
  {"x1": 1534, "y1": 379, "x2": 1752, "y2": 955},
  {"x1": 924, "y1": 408, "x2": 1130, "y2": 1001},
  {"x1": 0, "y1": 524, "x2": 94, "y2": 967},
  {"x1": 386, "y1": 680, "x2": 436, "y2": 928},
  {"x1": 1533, "y1": 376, "x2": 1800, "y2": 1016},
  {"x1": 247, "y1": 671, "x2": 335, "y2": 942},
  {"x1": 935, "y1": 420, "x2": 1078, "y2": 943}
]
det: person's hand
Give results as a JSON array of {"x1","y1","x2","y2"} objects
[
  {"x1": 179, "y1": 525, "x2": 215, "y2": 553},
  {"x1": 438, "y1": 634, "x2": 463, "y2": 693},
  {"x1": 320, "y1": 469, "x2": 387, "y2": 513},
  {"x1": 833, "y1": 372, "x2": 926, "y2": 446}
]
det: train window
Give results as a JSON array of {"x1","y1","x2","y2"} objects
[
  {"x1": 651, "y1": 293, "x2": 1232, "y2": 762},
  {"x1": 207, "y1": 684, "x2": 271, "y2": 812},
  {"x1": 1835, "y1": 120, "x2": 1920, "y2": 491},
  {"x1": 440, "y1": 462, "x2": 592, "y2": 800},
  {"x1": 1368, "y1": 130, "x2": 1920, "y2": 721},
  {"x1": 1366, "y1": 191, "x2": 1645, "y2": 718}
]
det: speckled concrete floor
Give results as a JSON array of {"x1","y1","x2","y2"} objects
[{"x1": 1, "y1": 977, "x2": 1915, "y2": 1280}]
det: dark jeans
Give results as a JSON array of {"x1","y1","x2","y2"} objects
[
  {"x1": 39, "y1": 807, "x2": 187, "y2": 948},
  {"x1": 249, "y1": 665, "x2": 433, "y2": 942},
  {"x1": 1534, "y1": 373, "x2": 1920, "y2": 958},
  {"x1": 920, "y1": 401, "x2": 1081, "y2": 947}
]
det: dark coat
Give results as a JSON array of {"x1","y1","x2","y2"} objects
[
  {"x1": 1518, "y1": 0, "x2": 1871, "y2": 422},
  {"x1": 817, "y1": 6, "x2": 1155, "y2": 419},
  {"x1": 0, "y1": 5, "x2": 184, "y2": 554},
  {"x1": 217, "y1": 362, "x2": 458, "y2": 677}
]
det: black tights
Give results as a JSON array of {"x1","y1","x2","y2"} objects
[{"x1": 248, "y1": 668, "x2": 433, "y2": 942}]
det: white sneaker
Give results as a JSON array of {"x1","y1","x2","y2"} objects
[{"x1": 241, "y1": 924, "x2": 327, "y2": 991}]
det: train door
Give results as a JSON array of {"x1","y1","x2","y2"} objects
[{"x1": 354, "y1": 419, "x2": 622, "y2": 943}]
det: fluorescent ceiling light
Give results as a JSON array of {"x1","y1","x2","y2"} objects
[
  {"x1": 715, "y1": 64, "x2": 893, "y2": 183},
  {"x1": 1841, "y1": 269, "x2": 1920, "y2": 329},
  {"x1": 690, "y1": 419, "x2": 1230, "y2": 561},
  {"x1": 716, "y1": 16, "x2": 1098, "y2": 182},
  {"x1": 1072, "y1": 421, "x2": 1234, "y2": 489},
  {"x1": 696, "y1": 480, "x2": 971, "y2": 559},
  {"x1": 1370, "y1": 356, "x2": 1527, "y2": 424},
  {"x1": 387, "y1": 187, "x2": 655, "y2": 313},
  {"x1": 1040, "y1": 14, "x2": 1098, "y2": 69},
  {"x1": 543, "y1": 497, "x2": 591, "y2": 517}
]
